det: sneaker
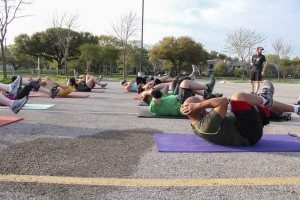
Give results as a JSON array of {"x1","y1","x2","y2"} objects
[
  {"x1": 205, "y1": 75, "x2": 216, "y2": 94},
  {"x1": 50, "y1": 88, "x2": 59, "y2": 99},
  {"x1": 9, "y1": 76, "x2": 22, "y2": 95},
  {"x1": 258, "y1": 80, "x2": 274, "y2": 108},
  {"x1": 100, "y1": 83, "x2": 107, "y2": 88},
  {"x1": 11, "y1": 96, "x2": 28, "y2": 114},
  {"x1": 28, "y1": 78, "x2": 41, "y2": 91}
]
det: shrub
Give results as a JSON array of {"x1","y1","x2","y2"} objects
[
  {"x1": 214, "y1": 61, "x2": 228, "y2": 77},
  {"x1": 233, "y1": 67, "x2": 244, "y2": 78}
]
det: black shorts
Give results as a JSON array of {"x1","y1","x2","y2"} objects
[
  {"x1": 178, "y1": 88, "x2": 195, "y2": 104},
  {"x1": 231, "y1": 101, "x2": 269, "y2": 145},
  {"x1": 250, "y1": 69, "x2": 262, "y2": 81}
]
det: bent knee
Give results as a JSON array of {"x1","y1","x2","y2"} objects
[{"x1": 231, "y1": 92, "x2": 248, "y2": 101}]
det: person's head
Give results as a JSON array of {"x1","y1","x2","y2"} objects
[
  {"x1": 256, "y1": 47, "x2": 264, "y2": 55},
  {"x1": 120, "y1": 79, "x2": 127, "y2": 86},
  {"x1": 151, "y1": 89, "x2": 163, "y2": 99},
  {"x1": 142, "y1": 93, "x2": 153, "y2": 105},
  {"x1": 68, "y1": 77, "x2": 76, "y2": 86},
  {"x1": 181, "y1": 96, "x2": 206, "y2": 119},
  {"x1": 137, "y1": 83, "x2": 146, "y2": 94}
]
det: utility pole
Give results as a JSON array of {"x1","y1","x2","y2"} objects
[{"x1": 138, "y1": 0, "x2": 144, "y2": 76}]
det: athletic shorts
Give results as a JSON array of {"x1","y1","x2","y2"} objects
[
  {"x1": 231, "y1": 100, "x2": 269, "y2": 145},
  {"x1": 76, "y1": 83, "x2": 91, "y2": 92},
  {"x1": 177, "y1": 88, "x2": 195, "y2": 104},
  {"x1": 250, "y1": 69, "x2": 262, "y2": 81}
]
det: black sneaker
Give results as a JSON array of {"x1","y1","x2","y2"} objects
[
  {"x1": 203, "y1": 92, "x2": 223, "y2": 99},
  {"x1": 258, "y1": 80, "x2": 274, "y2": 108},
  {"x1": 100, "y1": 83, "x2": 107, "y2": 88},
  {"x1": 205, "y1": 75, "x2": 216, "y2": 94},
  {"x1": 50, "y1": 88, "x2": 59, "y2": 99}
]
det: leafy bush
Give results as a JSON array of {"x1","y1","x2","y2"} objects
[
  {"x1": 214, "y1": 61, "x2": 228, "y2": 77},
  {"x1": 233, "y1": 67, "x2": 244, "y2": 78}
]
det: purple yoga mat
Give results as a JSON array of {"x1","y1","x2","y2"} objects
[{"x1": 155, "y1": 133, "x2": 300, "y2": 152}]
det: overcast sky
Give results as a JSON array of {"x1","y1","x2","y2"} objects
[{"x1": 7, "y1": 0, "x2": 300, "y2": 58}]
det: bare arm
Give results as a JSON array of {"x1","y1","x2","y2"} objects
[{"x1": 181, "y1": 97, "x2": 229, "y2": 118}]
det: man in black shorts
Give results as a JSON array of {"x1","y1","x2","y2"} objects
[
  {"x1": 181, "y1": 80, "x2": 300, "y2": 146},
  {"x1": 250, "y1": 47, "x2": 267, "y2": 94}
]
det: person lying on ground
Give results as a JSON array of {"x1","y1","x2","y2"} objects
[
  {"x1": 3, "y1": 76, "x2": 59, "y2": 100},
  {"x1": 42, "y1": 77, "x2": 76, "y2": 97},
  {"x1": 141, "y1": 75, "x2": 218, "y2": 116},
  {"x1": 74, "y1": 74, "x2": 107, "y2": 92},
  {"x1": 0, "y1": 76, "x2": 28, "y2": 114},
  {"x1": 180, "y1": 80, "x2": 300, "y2": 146}
]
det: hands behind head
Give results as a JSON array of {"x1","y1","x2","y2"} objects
[{"x1": 180, "y1": 103, "x2": 198, "y2": 116}]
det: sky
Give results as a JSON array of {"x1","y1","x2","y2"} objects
[{"x1": 7, "y1": 0, "x2": 300, "y2": 58}]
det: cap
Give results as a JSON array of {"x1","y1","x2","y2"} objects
[{"x1": 257, "y1": 47, "x2": 264, "y2": 50}]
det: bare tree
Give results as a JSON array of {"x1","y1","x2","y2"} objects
[
  {"x1": 111, "y1": 11, "x2": 140, "y2": 78},
  {"x1": 272, "y1": 37, "x2": 293, "y2": 79},
  {"x1": 52, "y1": 12, "x2": 79, "y2": 77},
  {"x1": 0, "y1": 0, "x2": 31, "y2": 78},
  {"x1": 224, "y1": 28, "x2": 267, "y2": 75}
]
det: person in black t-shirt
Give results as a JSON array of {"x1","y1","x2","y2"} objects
[{"x1": 250, "y1": 47, "x2": 267, "y2": 94}]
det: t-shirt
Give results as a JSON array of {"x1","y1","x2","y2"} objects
[
  {"x1": 58, "y1": 85, "x2": 74, "y2": 96},
  {"x1": 130, "y1": 82, "x2": 138, "y2": 92},
  {"x1": 192, "y1": 110, "x2": 250, "y2": 146},
  {"x1": 149, "y1": 94, "x2": 182, "y2": 116},
  {"x1": 251, "y1": 54, "x2": 266, "y2": 70}
]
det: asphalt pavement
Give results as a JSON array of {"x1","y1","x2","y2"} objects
[{"x1": 0, "y1": 78, "x2": 299, "y2": 200}]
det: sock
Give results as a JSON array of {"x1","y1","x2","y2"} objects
[
  {"x1": 260, "y1": 96, "x2": 268, "y2": 106},
  {"x1": 293, "y1": 105, "x2": 300, "y2": 113}
]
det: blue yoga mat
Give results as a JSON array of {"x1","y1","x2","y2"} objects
[
  {"x1": 155, "y1": 133, "x2": 300, "y2": 152},
  {"x1": 0, "y1": 104, "x2": 54, "y2": 110}
]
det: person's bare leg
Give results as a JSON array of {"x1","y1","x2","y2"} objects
[
  {"x1": 37, "y1": 86, "x2": 51, "y2": 95},
  {"x1": 0, "y1": 93, "x2": 12, "y2": 107},
  {"x1": 179, "y1": 80, "x2": 208, "y2": 95},
  {"x1": 230, "y1": 92, "x2": 263, "y2": 107},
  {"x1": 161, "y1": 84, "x2": 169, "y2": 95},
  {"x1": 255, "y1": 81, "x2": 260, "y2": 94},
  {"x1": 271, "y1": 101, "x2": 294, "y2": 113},
  {"x1": 0, "y1": 83, "x2": 10, "y2": 92},
  {"x1": 250, "y1": 80, "x2": 255, "y2": 93},
  {"x1": 86, "y1": 77, "x2": 103, "y2": 88}
]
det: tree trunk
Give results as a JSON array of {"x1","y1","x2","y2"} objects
[
  {"x1": 0, "y1": 40, "x2": 7, "y2": 78},
  {"x1": 123, "y1": 50, "x2": 126, "y2": 79},
  {"x1": 109, "y1": 60, "x2": 113, "y2": 76}
]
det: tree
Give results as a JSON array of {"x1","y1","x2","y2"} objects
[
  {"x1": 272, "y1": 37, "x2": 293, "y2": 79},
  {"x1": 0, "y1": 0, "x2": 31, "y2": 78},
  {"x1": 214, "y1": 61, "x2": 228, "y2": 77},
  {"x1": 14, "y1": 29, "x2": 98, "y2": 71},
  {"x1": 149, "y1": 36, "x2": 208, "y2": 74},
  {"x1": 79, "y1": 43, "x2": 102, "y2": 73},
  {"x1": 111, "y1": 11, "x2": 140, "y2": 78},
  {"x1": 224, "y1": 28, "x2": 267, "y2": 75},
  {"x1": 52, "y1": 12, "x2": 79, "y2": 76}
]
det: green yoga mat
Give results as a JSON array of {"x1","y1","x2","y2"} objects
[
  {"x1": 138, "y1": 110, "x2": 188, "y2": 119},
  {"x1": 0, "y1": 104, "x2": 54, "y2": 110}
]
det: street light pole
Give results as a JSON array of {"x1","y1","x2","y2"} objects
[{"x1": 139, "y1": 0, "x2": 144, "y2": 74}]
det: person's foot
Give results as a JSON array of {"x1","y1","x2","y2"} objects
[
  {"x1": 9, "y1": 76, "x2": 22, "y2": 95},
  {"x1": 205, "y1": 75, "x2": 216, "y2": 94},
  {"x1": 203, "y1": 92, "x2": 223, "y2": 99},
  {"x1": 50, "y1": 87, "x2": 59, "y2": 99},
  {"x1": 100, "y1": 83, "x2": 107, "y2": 88},
  {"x1": 29, "y1": 78, "x2": 42, "y2": 91},
  {"x1": 258, "y1": 80, "x2": 274, "y2": 108},
  {"x1": 192, "y1": 65, "x2": 200, "y2": 76},
  {"x1": 11, "y1": 96, "x2": 28, "y2": 114},
  {"x1": 98, "y1": 75, "x2": 102, "y2": 82}
]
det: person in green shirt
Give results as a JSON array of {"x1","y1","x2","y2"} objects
[
  {"x1": 181, "y1": 80, "x2": 300, "y2": 146},
  {"x1": 142, "y1": 75, "x2": 218, "y2": 116}
]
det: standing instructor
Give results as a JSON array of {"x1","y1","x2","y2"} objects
[{"x1": 250, "y1": 47, "x2": 267, "y2": 94}]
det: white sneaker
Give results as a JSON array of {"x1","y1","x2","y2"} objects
[
  {"x1": 9, "y1": 76, "x2": 22, "y2": 95},
  {"x1": 11, "y1": 96, "x2": 28, "y2": 114}
]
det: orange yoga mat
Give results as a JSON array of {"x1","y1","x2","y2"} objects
[
  {"x1": 0, "y1": 115, "x2": 23, "y2": 127},
  {"x1": 30, "y1": 92, "x2": 90, "y2": 98}
]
